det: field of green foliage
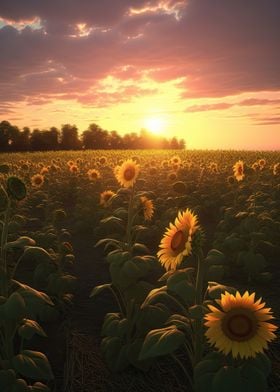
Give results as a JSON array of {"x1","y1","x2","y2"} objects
[{"x1": 0, "y1": 149, "x2": 280, "y2": 392}]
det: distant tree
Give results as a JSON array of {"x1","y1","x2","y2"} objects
[
  {"x1": 170, "y1": 137, "x2": 180, "y2": 149},
  {"x1": 108, "y1": 130, "x2": 123, "y2": 149},
  {"x1": 179, "y1": 138, "x2": 186, "y2": 149},
  {"x1": 60, "y1": 124, "x2": 81, "y2": 150}
]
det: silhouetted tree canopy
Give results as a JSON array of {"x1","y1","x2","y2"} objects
[{"x1": 0, "y1": 121, "x2": 186, "y2": 152}]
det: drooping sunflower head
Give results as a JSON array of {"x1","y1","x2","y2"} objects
[
  {"x1": 31, "y1": 174, "x2": 44, "y2": 188},
  {"x1": 205, "y1": 291, "x2": 277, "y2": 359},
  {"x1": 40, "y1": 166, "x2": 49, "y2": 175},
  {"x1": 87, "y1": 169, "x2": 101, "y2": 181},
  {"x1": 251, "y1": 161, "x2": 259, "y2": 171},
  {"x1": 115, "y1": 159, "x2": 140, "y2": 188},
  {"x1": 100, "y1": 190, "x2": 115, "y2": 207},
  {"x1": 233, "y1": 160, "x2": 245, "y2": 181},
  {"x1": 273, "y1": 163, "x2": 280, "y2": 175},
  {"x1": 140, "y1": 196, "x2": 154, "y2": 221},
  {"x1": 157, "y1": 209, "x2": 199, "y2": 271}
]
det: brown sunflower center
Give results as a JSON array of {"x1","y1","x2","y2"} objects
[
  {"x1": 222, "y1": 309, "x2": 257, "y2": 342},
  {"x1": 104, "y1": 193, "x2": 112, "y2": 201},
  {"x1": 237, "y1": 166, "x2": 243, "y2": 175},
  {"x1": 124, "y1": 167, "x2": 135, "y2": 181},
  {"x1": 171, "y1": 230, "x2": 187, "y2": 253}
]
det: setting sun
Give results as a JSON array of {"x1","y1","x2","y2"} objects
[{"x1": 144, "y1": 117, "x2": 165, "y2": 135}]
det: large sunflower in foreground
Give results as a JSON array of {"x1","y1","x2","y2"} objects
[
  {"x1": 233, "y1": 160, "x2": 245, "y2": 181},
  {"x1": 205, "y1": 291, "x2": 277, "y2": 359},
  {"x1": 157, "y1": 209, "x2": 199, "y2": 270},
  {"x1": 115, "y1": 159, "x2": 140, "y2": 188}
]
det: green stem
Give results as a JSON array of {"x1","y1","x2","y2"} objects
[
  {"x1": 111, "y1": 285, "x2": 126, "y2": 317},
  {"x1": 0, "y1": 199, "x2": 11, "y2": 296},
  {"x1": 126, "y1": 186, "x2": 135, "y2": 251},
  {"x1": 194, "y1": 249, "x2": 204, "y2": 365},
  {"x1": 171, "y1": 353, "x2": 194, "y2": 390}
]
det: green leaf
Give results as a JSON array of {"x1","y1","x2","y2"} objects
[
  {"x1": 139, "y1": 326, "x2": 185, "y2": 360},
  {"x1": 5, "y1": 236, "x2": 36, "y2": 250},
  {"x1": 4, "y1": 292, "x2": 26, "y2": 321},
  {"x1": 205, "y1": 265, "x2": 225, "y2": 281},
  {"x1": 7, "y1": 176, "x2": 26, "y2": 201},
  {"x1": 101, "y1": 337, "x2": 129, "y2": 372},
  {"x1": 244, "y1": 252, "x2": 266, "y2": 275},
  {"x1": 207, "y1": 282, "x2": 236, "y2": 299},
  {"x1": 30, "y1": 382, "x2": 50, "y2": 392},
  {"x1": 90, "y1": 283, "x2": 112, "y2": 298},
  {"x1": 239, "y1": 363, "x2": 268, "y2": 392},
  {"x1": 188, "y1": 304, "x2": 208, "y2": 320},
  {"x1": 205, "y1": 249, "x2": 226, "y2": 266},
  {"x1": 0, "y1": 369, "x2": 16, "y2": 390},
  {"x1": 12, "y1": 350, "x2": 54, "y2": 380},
  {"x1": 212, "y1": 366, "x2": 243, "y2": 392},
  {"x1": 136, "y1": 305, "x2": 170, "y2": 335},
  {"x1": 18, "y1": 319, "x2": 47, "y2": 340},
  {"x1": 11, "y1": 378, "x2": 29, "y2": 392}
]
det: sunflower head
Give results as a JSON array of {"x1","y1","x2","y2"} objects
[
  {"x1": 87, "y1": 169, "x2": 101, "y2": 181},
  {"x1": 157, "y1": 209, "x2": 199, "y2": 270},
  {"x1": 31, "y1": 174, "x2": 44, "y2": 188},
  {"x1": 115, "y1": 159, "x2": 140, "y2": 188},
  {"x1": 273, "y1": 163, "x2": 280, "y2": 176},
  {"x1": 69, "y1": 164, "x2": 79, "y2": 173},
  {"x1": 205, "y1": 291, "x2": 277, "y2": 359},
  {"x1": 258, "y1": 158, "x2": 266, "y2": 169},
  {"x1": 140, "y1": 196, "x2": 154, "y2": 220},
  {"x1": 100, "y1": 190, "x2": 115, "y2": 207},
  {"x1": 233, "y1": 160, "x2": 245, "y2": 181},
  {"x1": 40, "y1": 166, "x2": 49, "y2": 175}
]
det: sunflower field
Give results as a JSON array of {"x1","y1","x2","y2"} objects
[{"x1": 0, "y1": 149, "x2": 280, "y2": 392}]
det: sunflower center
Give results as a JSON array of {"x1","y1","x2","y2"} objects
[
  {"x1": 237, "y1": 166, "x2": 243, "y2": 175},
  {"x1": 222, "y1": 309, "x2": 257, "y2": 341},
  {"x1": 171, "y1": 230, "x2": 187, "y2": 253},
  {"x1": 124, "y1": 167, "x2": 135, "y2": 181}
]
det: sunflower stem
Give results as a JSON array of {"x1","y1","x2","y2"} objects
[
  {"x1": 194, "y1": 249, "x2": 204, "y2": 365},
  {"x1": 170, "y1": 353, "x2": 194, "y2": 390},
  {"x1": 126, "y1": 186, "x2": 135, "y2": 252}
]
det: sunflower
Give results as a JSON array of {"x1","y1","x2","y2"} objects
[
  {"x1": 31, "y1": 174, "x2": 44, "y2": 188},
  {"x1": 205, "y1": 291, "x2": 277, "y2": 359},
  {"x1": 140, "y1": 196, "x2": 154, "y2": 220},
  {"x1": 100, "y1": 190, "x2": 115, "y2": 207},
  {"x1": 273, "y1": 163, "x2": 280, "y2": 176},
  {"x1": 115, "y1": 159, "x2": 140, "y2": 188},
  {"x1": 157, "y1": 209, "x2": 199, "y2": 270},
  {"x1": 87, "y1": 169, "x2": 101, "y2": 181},
  {"x1": 170, "y1": 155, "x2": 181, "y2": 165},
  {"x1": 233, "y1": 160, "x2": 244, "y2": 181},
  {"x1": 69, "y1": 164, "x2": 79, "y2": 173},
  {"x1": 40, "y1": 166, "x2": 49, "y2": 175},
  {"x1": 258, "y1": 158, "x2": 266, "y2": 169}
]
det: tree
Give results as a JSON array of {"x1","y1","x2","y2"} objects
[{"x1": 60, "y1": 124, "x2": 81, "y2": 150}]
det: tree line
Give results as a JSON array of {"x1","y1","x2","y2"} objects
[{"x1": 0, "y1": 121, "x2": 185, "y2": 152}]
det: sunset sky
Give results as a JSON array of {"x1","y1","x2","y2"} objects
[{"x1": 0, "y1": 0, "x2": 279, "y2": 149}]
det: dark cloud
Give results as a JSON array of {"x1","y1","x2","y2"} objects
[{"x1": 0, "y1": 0, "x2": 279, "y2": 110}]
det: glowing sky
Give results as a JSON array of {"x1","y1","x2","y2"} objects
[{"x1": 0, "y1": 0, "x2": 280, "y2": 149}]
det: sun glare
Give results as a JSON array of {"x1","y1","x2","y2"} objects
[{"x1": 144, "y1": 117, "x2": 165, "y2": 135}]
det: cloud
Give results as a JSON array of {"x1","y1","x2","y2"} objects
[
  {"x1": 185, "y1": 102, "x2": 234, "y2": 112},
  {"x1": 185, "y1": 97, "x2": 280, "y2": 113},
  {"x1": 0, "y1": 0, "x2": 279, "y2": 111}
]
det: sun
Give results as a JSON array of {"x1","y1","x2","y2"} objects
[{"x1": 144, "y1": 117, "x2": 165, "y2": 135}]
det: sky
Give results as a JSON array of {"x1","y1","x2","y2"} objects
[{"x1": 0, "y1": 0, "x2": 280, "y2": 150}]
